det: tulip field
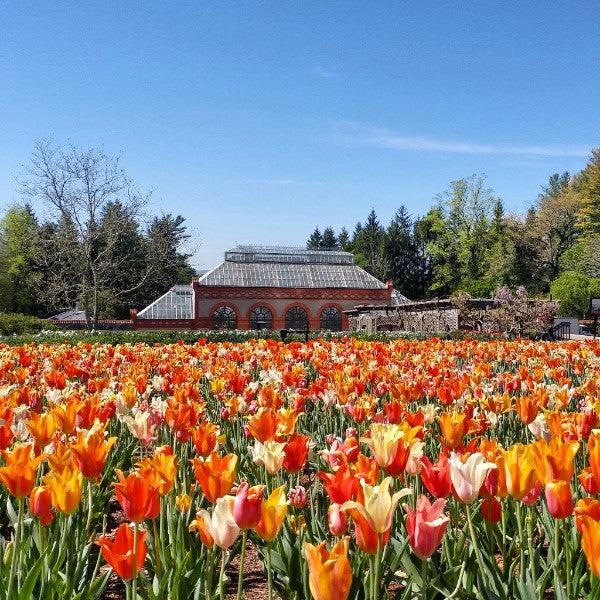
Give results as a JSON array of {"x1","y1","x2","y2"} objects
[{"x1": 2, "y1": 336, "x2": 600, "y2": 599}]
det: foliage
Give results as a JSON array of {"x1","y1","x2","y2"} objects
[
  {"x1": 550, "y1": 271, "x2": 600, "y2": 317},
  {"x1": 16, "y1": 140, "x2": 195, "y2": 325},
  {"x1": 0, "y1": 313, "x2": 57, "y2": 336}
]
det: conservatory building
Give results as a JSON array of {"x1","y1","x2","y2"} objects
[{"x1": 131, "y1": 246, "x2": 396, "y2": 332}]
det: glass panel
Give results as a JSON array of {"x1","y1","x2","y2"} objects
[
  {"x1": 320, "y1": 306, "x2": 342, "y2": 331},
  {"x1": 285, "y1": 306, "x2": 308, "y2": 330},
  {"x1": 249, "y1": 306, "x2": 273, "y2": 330},
  {"x1": 212, "y1": 306, "x2": 237, "y2": 329}
]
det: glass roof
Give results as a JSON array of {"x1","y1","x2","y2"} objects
[
  {"x1": 224, "y1": 245, "x2": 355, "y2": 265},
  {"x1": 137, "y1": 285, "x2": 194, "y2": 320},
  {"x1": 198, "y1": 261, "x2": 386, "y2": 289}
]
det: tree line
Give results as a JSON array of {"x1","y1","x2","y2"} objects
[
  {"x1": 306, "y1": 149, "x2": 600, "y2": 317},
  {"x1": 0, "y1": 141, "x2": 196, "y2": 326}
]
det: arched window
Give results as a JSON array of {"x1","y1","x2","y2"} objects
[
  {"x1": 212, "y1": 306, "x2": 237, "y2": 329},
  {"x1": 249, "y1": 306, "x2": 273, "y2": 330},
  {"x1": 285, "y1": 306, "x2": 308, "y2": 330},
  {"x1": 320, "y1": 306, "x2": 342, "y2": 331}
]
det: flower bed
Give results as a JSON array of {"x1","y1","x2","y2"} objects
[{"x1": 0, "y1": 337, "x2": 599, "y2": 599}]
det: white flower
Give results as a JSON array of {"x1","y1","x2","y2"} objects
[{"x1": 449, "y1": 452, "x2": 496, "y2": 504}]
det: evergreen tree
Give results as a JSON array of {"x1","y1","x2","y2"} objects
[
  {"x1": 382, "y1": 205, "x2": 417, "y2": 298},
  {"x1": 320, "y1": 226, "x2": 338, "y2": 249},
  {"x1": 306, "y1": 227, "x2": 322, "y2": 250},
  {"x1": 338, "y1": 227, "x2": 351, "y2": 251}
]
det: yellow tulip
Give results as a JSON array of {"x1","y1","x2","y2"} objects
[
  {"x1": 43, "y1": 467, "x2": 83, "y2": 514},
  {"x1": 256, "y1": 485, "x2": 288, "y2": 542}
]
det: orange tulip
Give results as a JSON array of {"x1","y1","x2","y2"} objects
[
  {"x1": 97, "y1": 523, "x2": 147, "y2": 581},
  {"x1": 531, "y1": 437, "x2": 580, "y2": 485},
  {"x1": 579, "y1": 515, "x2": 600, "y2": 577},
  {"x1": 256, "y1": 485, "x2": 288, "y2": 542},
  {"x1": 69, "y1": 431, "x2": 117, "y2": 481},
  {"x1": 514, "y1": 394, "x2": 540, "y2": 425},
  {"x1": 0, "y1": 444, "x2": 45, "y2": 498},
  {"x1": 502, "y1": 443, "x2": 538, "y2": 501},
  {"x1": 578, "y1": 467, "x2": 600, "y2": 495},
  {"x1": 574, "y1": 498, "x2": 600, "y2": 532},
  {"x1": 25, "y1": 411, "x2": 57, "y2": 451},
  {"x1": 190, "y1": 452, "x2": 237, "y2": 503},
  {"x1": 304, "y1": 537, "x2": 352, "y2": 600},
  {"x1": 47, "y1": 440, "x2": 75, "y2": 475},
  {"x1": 137, "y1": 449, "x2": 177, "y2": 496},
  {"x1": 247, "y1": 407, "x2": 279, "y2": 443},
  {"x1": 112, "y1": 469, "x2": 160, "y2": 522},
  {"x1": 439, "y1": 410, "x2": 468, "y2": 449},
  {"x1": 43, "y1": 467, "x2": 83, "y2": 514},
  {"x1": 588, "y1": 430, "x2": 600, "y2": 481},
  {"x1": 50, "y1": 399, "x2": 82, "y2": 436},
  {"x1": 190, "y1": 421, "x2": 220, "y2": 457},
  {"x1": 545, "y1": 479, "x2": 573, "y2": 519},
  {"x1": 345, "y1": 507, "x2": 390, "y2": 554}
]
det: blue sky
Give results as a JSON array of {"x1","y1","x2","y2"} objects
[{"x1": 1, "y1": 2, "x2": 598, "y2": 271}]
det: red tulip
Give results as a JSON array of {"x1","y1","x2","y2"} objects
[
  {"x1": 420, "y1": 454, "x2": 452, "y2": 499},
  {"x1": 96, "y1": 523, "x2": 147, "y2": 581}
]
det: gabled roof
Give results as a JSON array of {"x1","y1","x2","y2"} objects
[
  {"x1": 196, "y1": 246, "x2": 387, "y2": 289},
  {"x1": 137, "y1": 285, "x2": 194, "y2": 320}
]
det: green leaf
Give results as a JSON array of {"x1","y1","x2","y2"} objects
[{"x1": 17, "y1": 554, "x2": 45, "y2": 600}]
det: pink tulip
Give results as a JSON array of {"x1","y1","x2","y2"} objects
[
  {"x1": 403, "y1": 495, "x2": 449, "y2": 560},
  {"x1": 232, "y1": 482, "x2": 264, "y2": 530},
  {"x1": 328, "y1": 503, "x2": 348, "y2": 536}
]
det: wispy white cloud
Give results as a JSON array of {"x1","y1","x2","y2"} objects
[
  {"x1": 224, "y1": 178, "x2": 352, "y2": 189},
  {"x1": 309, "y1": 64, "x2": 341, "y2": 79},
  {"x1": 325, "y1": 120, "x2": 591, "y2": 158}
]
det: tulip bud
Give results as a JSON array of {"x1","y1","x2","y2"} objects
[
  {"x1": 480, "y1": 497, "x2": 502, "y2": 524},
  {"x1": 328, "y1": 503, "x2": 348, "y2": 536},
  {"x1": 176, "y1": 493, "x2": 191, "y2": 514},
  {"x1": 288, "y1": 486, "x2": 308, "y2": 509},
  {"x1": 522, "y1": 481, "x2": 542, "y2": 506}
]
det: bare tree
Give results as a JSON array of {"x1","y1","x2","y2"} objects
[{"x1": 19, "y1": 140, "x2": 188, "y2": 326}]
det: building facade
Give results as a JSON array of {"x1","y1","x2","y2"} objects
[{"x1": 131, "y1": 246, "x2": 394, "y2": 331}]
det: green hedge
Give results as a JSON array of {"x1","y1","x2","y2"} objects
[{"x1": 0, "y1": 313, "x2": 58, "y2": 336}]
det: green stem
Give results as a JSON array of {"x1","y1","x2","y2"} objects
[
  {"x1": 564, "y1": 519, "x2": 571, "y2": 599},
  {"x1": 466, "y1": 504, "x2": 488, "y2": 586},
  {"x1": 152, "y1": 517, "x2": 162, "y2": 580},
  {"x1": 421, "y1": 558, "x2": 428, "y2": 600},
  {"x1": 267, "y1": 542, "x2": 274, "y2": 600},
  {"x1": 7, "y1": 497, "x2": 24, "y2": 600},
  {"x1": 373, "y1": 534, "x2": 382, "y2": 600},
  {"x1": 205, "y1": 546, "x2": 214, "y2": 600},
  {"x1": 132, "y1": 521, "x2": 139, "y2": 600},
  {"x1": 516, "y1": 501, "x2": 525, "y2": 581},
  {"x1": 220, "y1": 548, "x2": 227, "y2": 600},
  {"x1": 85, "y1": 478, "x2": 94, "y2": 536},
  {"x1": 125, "y1": 578, "x2": 132, "y2": 600},
  {"x1": 554, "y1": 518, "x2": 561, "y2": 593},
  {"x1": 526, "y1": 505, "x2": 537, "y2": 583},
  {"x1": 237, "y1": 529, "x2": 248, "y2": 600}
]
